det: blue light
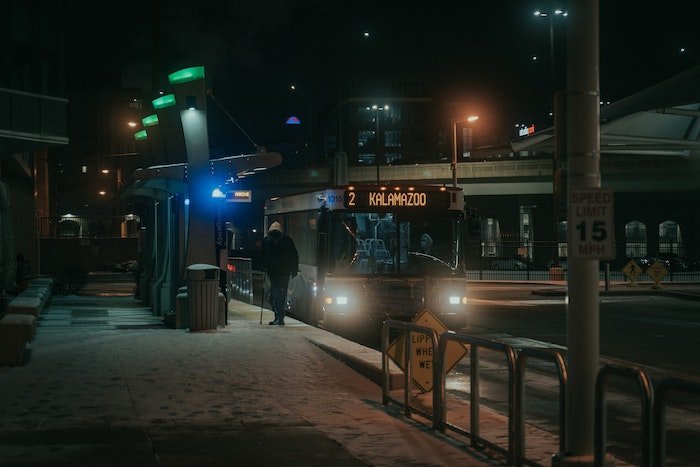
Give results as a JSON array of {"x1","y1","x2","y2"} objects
[
  {"x1": 211, "y1": 187, "x2": 226, "y2": 198},
  {"x1": 285, "y1": 116, "x2": 301, "y2": 125},
  {"x1": 184, "y1": 198, "x2": 190, "y2": 206}
]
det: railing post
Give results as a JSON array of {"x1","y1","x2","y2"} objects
[
  {"x1": 381, "y1": 321, "x2": 390, "y2": 406},
  {"x1": 653, "y1": 377, "x2": 700, "y2": 467},
  {"x1": 595, "y1": 364, "x2": 653, "y2": 467},
  {"x1": 470, "y1": 343, "x2": 480, "y2": 446},
  {"x1": 404, "y1": 327, "x2": 412, "y2": 416},
  {"x1": 435, "y1": 332, "x2": 448, "y2": 431},
  {"x1": 515, "y1": 349, "x2": 568, "y2": 465}
]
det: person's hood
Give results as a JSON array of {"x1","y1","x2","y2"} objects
[{"x1": 268, "y1": 221, "x2": 283, "y2": 233}]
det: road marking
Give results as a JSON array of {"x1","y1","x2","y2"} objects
[{"x1": 470, "y1": 298, "x2": 565, "y2": 307}]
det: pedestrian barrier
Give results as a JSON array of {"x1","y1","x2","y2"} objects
[
  {"x1": 514, "y1": 348, "x2": 568, "y2": 465},
  {"x1": 380, "y1": 321, "x2": 700, "y2": 466},
  {"x1": 436, "y1": 331, "x2": 518, "y2": 465},
  {"x1": 594, "y1": 364, "x2": 653, "y2": 467},
  {"x1": 652, "y1": 377, "x2": 700, "y2": 467},
  {"x1": 381, "y1": 320, "x2": 440, "y2": 427}
]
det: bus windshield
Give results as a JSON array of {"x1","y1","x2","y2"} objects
[{"x1": 328, "y1": 211, "x2": 462, "y2": 277}]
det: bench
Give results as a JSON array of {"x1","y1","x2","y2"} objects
[
  {"x1": 0, "y1": 313, "x2": 37, "y2": 366},
  {"x1": 5, "y1": 296, "x2": 43, "y2": 317}
]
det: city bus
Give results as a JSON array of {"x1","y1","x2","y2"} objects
[{"x1": 263, "y1": 184, "x2": 469, "y2": 331}]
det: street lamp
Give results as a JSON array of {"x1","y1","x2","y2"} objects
[
  {"x1": 533, "y1": 8, "x2": 568, "y2": 93},
  {"x1": 289, "y1": 84, "x2": 312, "y2": 155},
  {"x1": 451, "y1": 115, "x2": 479, "y2": 187},
  {"x1": 367, "y1": 104, "x2": 388, "y2": 183}
]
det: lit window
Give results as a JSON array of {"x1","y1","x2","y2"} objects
[{"x1": 81, "y1": 166, "x2": 87, "y2": 174}]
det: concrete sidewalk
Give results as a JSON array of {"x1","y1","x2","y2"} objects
[{"x1": 0, "y1": 294, "x2": 511, "y2": 466}]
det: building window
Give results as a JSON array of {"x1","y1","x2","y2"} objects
[
  {"x1": 385, "y1": 153, "x2": 401, "y2": 164},
  {"x1": 625, "y1": 221, "x2": 647, "y2": 258},
  {"x1": 357, "y1": 153, "x2": 375, "y2": 165},
  {"x1": 385, "y1": 129, "x2": 401, "y2": 147},
  {"x1": 357, "y1": 130, "x2": 374, "y2": 148},
  {"x1": 659, "y1": 220, "x2": 683, "y2": 255}
]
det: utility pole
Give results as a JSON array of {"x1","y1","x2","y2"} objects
[{"x1": 553, "y1": 1, "x2": 607, "y2": 466}]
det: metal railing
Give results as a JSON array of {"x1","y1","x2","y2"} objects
[
  {"x1": 379, "y1": 323, "x2": 700, "y2": 466},
  {"x1": 436, "y1": 331, "x2": 518, "y2": 464},
  {"x1": 514, "y1": 348, "x2": 568, "y2": 465},
  {"x1": 381, "y1": 320, "x2": 440, "y2": 427},
  {"x1": 227, "y1": 257, "x2": 254, "y2": 303},
  {"x1": 594, "y1": 364, "x2": 654, "y2": 467},
  {"x1": 652, "y1": 377, "x2": 700, "y2": 467}
]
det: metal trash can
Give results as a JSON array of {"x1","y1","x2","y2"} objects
[{"x1": 186, "y1": 264, "x2": 219, "y2": 331}]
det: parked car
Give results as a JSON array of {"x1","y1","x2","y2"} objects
[
  {"x1": 657, "y1": 253, "x2": 688, "y2": 271},
  {"x1": 491, "y1": 257, "x2": 528, "y2": 270}
]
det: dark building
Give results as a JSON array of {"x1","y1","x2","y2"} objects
[{"x1": 0, "y1": 0, "x2": 69, "y2": 280}]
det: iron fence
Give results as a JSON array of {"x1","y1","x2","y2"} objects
[{"x1": 465, "y1": 240, "x2": 700, "y2": 283}]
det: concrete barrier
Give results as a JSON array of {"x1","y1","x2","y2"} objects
[{"x1": 0, "y1": 314, "x2": 37, "y2": 366}]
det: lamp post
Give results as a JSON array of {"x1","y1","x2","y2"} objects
[
  {"x1": 289, "y1": 84, "x2": 311, "y2": 126},
  {"x1": 451, "y1": 115, "x2": 479, "y2": 187},
  {"x1": 533, "y1": 9, "x2": 568, "y2": 93},
  {"x1": 290, "y1": 84, "x2": 313, "y2": 159},
  {"x1": 367, "y1": 104, "x2": 388, "y2": 183}
]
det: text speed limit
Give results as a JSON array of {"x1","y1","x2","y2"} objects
[{"x1": 569, "y1": 188, "x2": 615, "y2": 259}]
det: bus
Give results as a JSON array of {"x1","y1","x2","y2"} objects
[{"x1": 263, "y1": 184, "x2": 469, "y2": 331}]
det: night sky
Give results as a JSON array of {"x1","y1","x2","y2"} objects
[{"x1": 65, "y1": 0, "x2": 700, "y2": 154}]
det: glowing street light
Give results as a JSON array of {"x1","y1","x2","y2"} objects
[
  {"x1": 533, "y1": 8, "x2": 568, "y2": 93},
  {"x1": 451, "y1": 115, "x2": 479, "y2": 187}
]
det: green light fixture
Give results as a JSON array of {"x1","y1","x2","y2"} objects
[
  {"x1": 152, "y1": 94, "x2": 176, "y2": 109},
  {"x1": 142, "y1": 114, "x2": 159, "y2": 127},
  {"x1": 134, "y1": 130, "x2": 148, "y2": 140},
  {"x1": 168, "y1": 66, "x2": 205, "y2": 85}
]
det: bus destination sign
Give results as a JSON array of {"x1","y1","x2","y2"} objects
[{"x1": 344, "y1": 189, "x2": 450, "y2": 209}]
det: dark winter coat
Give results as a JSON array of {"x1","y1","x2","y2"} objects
[{"x1": 261, "y1": 231, "x2": 299, "y2": 277}]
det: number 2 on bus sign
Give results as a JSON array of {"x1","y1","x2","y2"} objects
[{"x1": 569, "y1": 188, "x2": 615, "y2": 259}]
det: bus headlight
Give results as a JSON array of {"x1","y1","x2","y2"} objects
[
  {"x1": 445, "y1": 295, "x2": 467, "y2": 305},
  {"x1": 324, "y1": 295, "x2": 350, "y2": 306}
]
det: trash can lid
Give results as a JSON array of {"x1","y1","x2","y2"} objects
[
  {"x1": 186, "y1": 263, "x2": 219, "y2": 271},
  {"x1": 186, "y1": 263, "x2": 220, "y2": 280}
]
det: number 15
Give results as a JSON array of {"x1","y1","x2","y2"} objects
[{"x1": 575, "y1": 221, "x2": 607, "y2": 241}]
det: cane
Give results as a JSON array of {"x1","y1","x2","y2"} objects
[{"x1": 259, "y1": 271, "x2": 266, "y2": 324}]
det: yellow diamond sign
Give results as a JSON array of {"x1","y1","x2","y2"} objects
[
  {"x1": 387, "y1": 309, "x2": 468, "y2": 393},
  {"x1": 622, "y1": 260, "x2": 642, "y2": 280},
  {"x1": 646, "y1": 260, "x2": 668, "y2": 284}
]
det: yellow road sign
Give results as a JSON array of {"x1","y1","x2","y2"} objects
[
  {"x1": 622, "y1": 260, "x2": 642, "y2": 280},
  {"x1": 387, "y1": 309, "x2": 468, "y2": 393},
  {"x1": 646, "y1": 260, "x2": 668, "y2": 284}
]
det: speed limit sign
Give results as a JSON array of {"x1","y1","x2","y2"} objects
[{"x1": 569, "y1": 188, "x2": 615, "y2": 259}]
